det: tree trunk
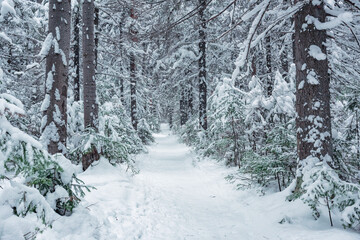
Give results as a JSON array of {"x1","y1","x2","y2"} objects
[
  {"x1": 231, "y1": 1, "x2": 239, "y2": 74},
  {"x1": 180, "y1": 87, "x2": 188, "y2": 125},
  {"x1": 82, "y1": 0, "x2": 98, "y2": 129},
  {"x1": 293, "y1": 1, "x2": 333, "y2": 193},
  {"x1": 73, "y1": 0, "x2": 80, "y2": 102},
  {"x1": 187, "y1": 81, "x2": 193, "y2": 117},
  {"x1": 120, "y1": 78, "x2": 124, "y2": 105},
  {"x1": 169, "y1": 106, "x2": 173, "y2": 128},
  {"x1": 94, "y1": 5, "x2": 99, "y2": 69},
  {"x1": 119, "y1": 13, "x2": 125, "y2": 105},
  {"x1": 130, "y1": 52, "x2": 137, "y2": 130},
  {"x1": 41, "y1": 0, "x2": 71, "y2": 154},
  {"x1": 198, "y1": 0, "x2": 207, "y2": 130},
  {"x1": 265, "y1": 35, "x2": 273, "y2": 97},
  {"x1": 130, "y1": 4, "x2": 138, "y2": 130},
  {"x1": 281, "y1": 46, "x2": 289, "y2": 80}
]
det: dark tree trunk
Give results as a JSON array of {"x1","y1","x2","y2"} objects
[
  {"x1": 180, "y1": 87, "x2": 188, "y2": 125},
  {"x1": 120, "y1": 78, "x2": 124, "y2": 104},
  {"x1": 81, "y1": 0, "x2": 100, "y2": 171},
  {"x1": 73, "y1": 0, "x2": 80, "y2": 102},
  {"x1": 82, "y1": 0, "x2": 98, "y2": 129},
  {"x1": 119, "y1": 13, "x2": 125, "y2": 105},
  {"x1": 169, "y1": 106, "x2": 173, "y2": 128},
  {"x1": 198, "y1": 0, "x2": 207, "y2": 130},
  {"x1": 94, "y1": 6, "x2": 99, "y2": 69},
  {"x1": 187, "y1": 81, "x2": 193, "y2": 117},
  {"x1": 281, "y1": 44, "x2": 289, "y2": 80},
  {"x1": 130, "y1": 4, "x2": 138, "y2": 130},
  {"x1": 41, "y1": 0, "x2": 71, "y2": 154},
  {"x1": 293, "y1": 1, "x2": 333, "y2": 193},
  {"x1": 231, "y1": 1, "x2": 238, "y2": 68},
  {"x1": 180, "y1": 97, "x2": 184, "y2": 126},
  {"x1": 265, "y1": 35, "x2": 273, "y2": 97},
  {"x1": 130, "y1": 52, "x2": 137, "y2": 130}
]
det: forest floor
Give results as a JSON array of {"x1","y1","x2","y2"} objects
[{"x1": 39, "y1": 124, "x2": 359, "y2": 240}]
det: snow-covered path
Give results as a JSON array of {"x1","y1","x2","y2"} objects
[
  {"x1": 131, "y1": 124, "x2": 251, "y2": 239},
  {"x1": 40, "y1": 124, "x2": 359, "y2": 240}
]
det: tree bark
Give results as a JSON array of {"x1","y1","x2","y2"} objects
[
  {"x1": 187, "y1": 81, "x2": 193, "y2": 117},
  {"x1": 293, "y1": 1, "x2": 333, "y2": 192},
  {"x1": 265, "y1": 35, "x2": 273, "y2": 97},
  {"x1": 41, "y1": 0, "x2": 71, "y2": 154},
  {"x1": 94, "y1": 5, "x2": 99, "y2": 69},
  {"x1": 169, "y1": 106, "x2": 173, "y2": 128},
  {"x1": 119, "y1": 12, "x2": 125, "y2": 105},
  {"x1": 198, "y1": 0, "x2": 207, "y2": 130},
  {"x1": 130, "y1": 52, "x2": 137, "y2": 130},
  {"x1": 130, "y1": 3, "x2": 138, "y2": 130},
  {"x1": 82, "y1": 0, "x2": 98, "y2": 129},
  {"x1": 281, "y1": 44, "x2": 289, "y2": 80},
  {"x1": 180, "y1": 87, "x2": 188, "y2": 125},
  {"x1": 73, "y1": 0, "x2": 80, "y2": 102}
]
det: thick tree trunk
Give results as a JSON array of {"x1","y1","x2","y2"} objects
[
  {"x1": 41, "y1": 0, "x2": 71, "y2": 154},
  {"x1": 81, "y1": 0, "x2": 100, "y2": 171},
  {"x1": 73, "y1": 0, "x2": 80, "y2": 102},
  {"x1": 94, "y1": 6, "x2": 99, "y2": 69},
  {"x1": 82, "y1": 0, "x2": 98, "y2": 129},
  {"x1": 198, "y1": 0, "x2": 207, "y2": 130},
  {"x1": 293, "y1": 1, "x2": 333, "y2": 192}
]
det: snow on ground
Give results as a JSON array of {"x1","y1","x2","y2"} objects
[{"x1": 39, "y1": 124, "x2": 359, "y2": 240}]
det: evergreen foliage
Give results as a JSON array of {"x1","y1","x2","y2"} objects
[{"x1": 0, "y1": 94, "x2": 89, "y2": 226}]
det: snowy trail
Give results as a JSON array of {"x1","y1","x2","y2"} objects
[
  {"x1": 39, "y1": 124, "x2": 359, "y2": 240},
  {"x1": 132, "y1": 124, "x2": 252, "y2": 239}
]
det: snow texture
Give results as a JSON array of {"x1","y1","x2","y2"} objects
[
  {"x1": 35, "y1": 124, "x2": 359, "y2": 240},
  {"x1": 309, "y1": 45, "x2": 326, "y2": 60},
  {"x1": 0, "y1": 0, "x2": 16, "y2": 19}
]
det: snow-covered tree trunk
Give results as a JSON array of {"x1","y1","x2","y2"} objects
[
  {"x1": 94, "y1": 5, "x2": 99, "y2": 69},
  {"x1": 73, "y1": 0, "x2": 80, "y2": 102},
  {"x1": 198, "y1": 0, "x2": 207, "y2": 130},
  {"x1": 41, "y1": 0, "x2": 71, "y2": 154},
  {"x1": 265, "y1": 35, "x2": 273, "y2": 97},
  {"x1": 119, "y1": 13, "x2": 125, "y2": 105},
  {"x1": 293, "y1": 1, "x2": 333, "y2": 193},
  {"x1": 82, "y1": 0, "x2": 98, "y2": 129}
]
